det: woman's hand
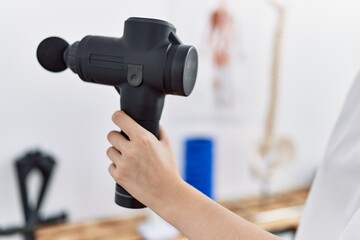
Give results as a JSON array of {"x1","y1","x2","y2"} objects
[
  {"x1": 106, "y1": 111, "x2": 279, "y2": 240},
  {"x1": 106, "y1": 111, "x2": 182, "y2": 208}
]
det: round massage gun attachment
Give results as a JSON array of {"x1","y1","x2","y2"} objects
[{"x1": 37, "y1": 37, "x2": 69, "y2": 72}]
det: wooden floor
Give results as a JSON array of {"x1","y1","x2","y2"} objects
[{"x1": 36, "y1": 188, "x2": 309, "y2": 240}]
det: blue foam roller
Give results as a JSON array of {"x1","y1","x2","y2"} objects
[{"x1": 184, "y1": 138, "x2": 214, "y2": 198}]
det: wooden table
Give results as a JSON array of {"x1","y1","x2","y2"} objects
[{"x1": 37, "y1": 188, "x2": 309, "y2": 240}]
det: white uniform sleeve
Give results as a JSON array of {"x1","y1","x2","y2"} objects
[
  {"x1": 339, "y1": 208, "x2": 360, "y2": 240},
  {"x1": 295, "y1": 72, "x2": 360, "y2": 240}
]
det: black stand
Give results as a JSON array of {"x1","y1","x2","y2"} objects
[{"x1": 0, "y1": 151, "x2": 67, "y2": 240}]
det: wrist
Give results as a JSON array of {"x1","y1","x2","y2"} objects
[{"x1": 147, "y1": 177, "x2": 189, "y2": 218}]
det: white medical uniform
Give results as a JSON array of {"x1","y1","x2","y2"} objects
[{"x1": 295, "y1": 73, "x2": 360, "y2": 240}]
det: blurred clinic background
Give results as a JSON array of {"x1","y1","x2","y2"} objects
[{"x1": 1, "y1": 0, "x2": 360, "y2": 239}]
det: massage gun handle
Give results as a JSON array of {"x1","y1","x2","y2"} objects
[
  {"x1": 114, "y1": 86, "x2": 164, "y2": 208},
  {"x1": 115, "y1": 183, "x2": 145, "y2": 208},
  {"x1": 115, "y1": 119, "x2": 160, "y2": 209}
]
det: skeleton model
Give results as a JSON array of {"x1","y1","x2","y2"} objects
[{"x1": 252, "y1": 0, "x2": 295, "y2": 197}]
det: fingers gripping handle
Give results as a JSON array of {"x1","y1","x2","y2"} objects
[
  {"x1": 114, "y1": 87, "x2": 164, "y2": 208},
  {"x1": 114, "y1": 121, "x2": 159, "y2": 209}
]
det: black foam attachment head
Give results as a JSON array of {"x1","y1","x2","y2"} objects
[{"x1": 37, "y1": 37, "x2": 69, "y2": 72}]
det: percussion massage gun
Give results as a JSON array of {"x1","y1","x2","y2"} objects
[{"x1": 36, "y1": 17, "x2": 198, "y2": 209}]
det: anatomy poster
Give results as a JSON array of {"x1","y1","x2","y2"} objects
[{"x1": 207, "y1": 1, "x2": 238, "y2": 107}]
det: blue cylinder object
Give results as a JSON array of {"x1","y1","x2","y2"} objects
[{"x1": 184, "y1": 138, "x2": 214, "y2": 199}]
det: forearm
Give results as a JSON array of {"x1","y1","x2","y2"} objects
[
  {"x1": 107, "y1": 113, "x2": 278, "y2": 239},
  {"x1": 149, "y1": 179, "x2": 279, "y2": 240}
]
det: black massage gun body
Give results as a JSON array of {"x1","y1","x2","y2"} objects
[
  {"x1": 37, "y1": 17, "x2": 198, "y2": 209},
  {"x1": 67, "y1": 34, "x2": 170, "y2": 137}
]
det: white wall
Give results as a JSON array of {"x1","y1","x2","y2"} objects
[
  {"x1": 1, "y1": 0, "x2": 360, "y2": 234},
  {"x1": 165, "y1": 0, "x2": 360, "y2": 198}
]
